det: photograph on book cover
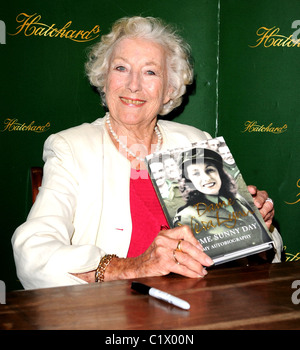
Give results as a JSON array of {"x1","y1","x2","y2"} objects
[{"x1": 146, "y1": 137, "x2": 273, "y2": 264}]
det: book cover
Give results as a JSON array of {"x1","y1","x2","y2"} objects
[{"x1": 145, "y1": 137, "x2": 274, "y2": 265}]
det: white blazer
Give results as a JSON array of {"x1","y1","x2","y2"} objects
[{"x1": 12, "y1": 117, "x2": 211, "y2": 289}]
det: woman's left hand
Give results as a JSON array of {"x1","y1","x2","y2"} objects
[{"x1": 247, "y1": 185, "x2": 274, "y2": 229}]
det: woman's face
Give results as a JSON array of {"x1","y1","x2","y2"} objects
[
  {"x1": 186, "y1": 162, "x2": 222, "y2": 195},
  {"x1": 104, "y1": 37, "x2": 172, "y2": 128}
]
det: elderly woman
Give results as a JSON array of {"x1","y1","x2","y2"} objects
[{"x1": 12, "y1": 16, "x2": 280, "y2": 289}]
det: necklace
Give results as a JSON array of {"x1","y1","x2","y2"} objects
[{"x1": 106, "y1": 113, "x2": 162, "y2": 161}]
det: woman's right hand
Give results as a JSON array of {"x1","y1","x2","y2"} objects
[{"x1": 105, "y1": 225, "x2": 214, "y2": 281}]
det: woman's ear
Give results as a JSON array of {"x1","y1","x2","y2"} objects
[{"x1": 163, "y1": 85, "x2": 174, "y2": 105}]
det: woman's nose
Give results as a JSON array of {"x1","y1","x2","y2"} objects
[
  {"x1": 127, "y1": 72, "x2": 142, "y2": 93},
  {"x1": 201, "y1": 172, "x2": 211, "y2": 182}
]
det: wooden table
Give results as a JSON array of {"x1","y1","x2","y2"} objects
[{"x1": 1, "y1": 261, "x2": 299, "y2": 330}]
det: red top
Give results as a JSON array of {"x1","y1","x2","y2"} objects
[{"x1": 127, "y1": 169, "x2": 168, "y2": 258}]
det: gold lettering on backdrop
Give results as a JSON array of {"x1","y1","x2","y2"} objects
[
  {"x1": 1, "y1": 118, "x2": 50, "y2": 133},
  {"x1": 242, "y1": 121, "x2": 287, "y2": 134},
  {"x1": 249, "y1": 26, "x2": 300, "y2": 48},
  {"x1": 284, "y1": 247, "x2": 300, "y2": 262},
  {"x1": 285, "y1": 178, "x2": 300, "y2": 205},
  {"x1": 9, "y1": 13, "x2": 100, "y2": 42}
]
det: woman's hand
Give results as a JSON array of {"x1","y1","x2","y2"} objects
[
  {"x1": 247, "y1": 185, "x2": 274, "y2": 229},
  {"x1": 138, "y1": 225, "x2": 213, "y2": 278},
  {"x1": 105, "y1": 225, "x2": 213, "y2": 282},
  {"x1": 73, "y1": 226, "x2": 213, "y2": 283}
]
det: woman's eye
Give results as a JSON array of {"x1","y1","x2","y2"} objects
[
  {"x1": 146, "y1": 70, "x2": 156, "y2": 75},
  {"x1": 116, "y1": 66, "x2": 126, "y2": 72},
  {"x1": 206, "y1": 167, "x2": 216, "y2": 174}
]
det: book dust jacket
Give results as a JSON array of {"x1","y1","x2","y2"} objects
[{"x1": 146, "y1": 137, "x2": 274, "y2": 264}]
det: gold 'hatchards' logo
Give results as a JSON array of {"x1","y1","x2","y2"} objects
[
  {"x1": 242, "y1": 121, "x2": 287, "y2": 134},
  {"x1": 1, "y1": 118, "x2": 50, "y2": 133},
  {"x1": 9, "y1": 13, "x2": 100, "y2": 42},
  {"x1": 249, "y1": 26, "x2": 300, "y2": 48}
]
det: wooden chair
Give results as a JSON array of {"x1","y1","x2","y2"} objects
[{"x1": 30, "y1": 167, "x2": 43, "y2": 204}]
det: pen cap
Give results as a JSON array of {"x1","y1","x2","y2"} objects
[{"x1": 131, "y1": 282, "x2": 151, "y2": 295}]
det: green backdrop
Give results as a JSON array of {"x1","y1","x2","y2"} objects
[{"x1": 1, "y1": 0, "x2": 299, "y2": 291}]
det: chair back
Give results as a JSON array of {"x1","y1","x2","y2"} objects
[{"x1": 30, "y1": 167, "x2": 43, "y2": 204}]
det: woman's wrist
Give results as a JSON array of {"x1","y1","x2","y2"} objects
[
  {"x1": 102, "y1": 256, "x2": 143, "y2": 282},
  {"x1": 71, "y1": 256, "x2": 141, "y2": 283},
  {"x1": 70, "y1": 270, "x2": 97, "y2": 283},
  {"x1": 95, "y1": 254, "x2": 118, "y2": 282}
]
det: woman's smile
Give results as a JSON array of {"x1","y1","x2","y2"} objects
[
  {"x1": 202, "y1": 181, "x2": 216, "y2": 189},
  {"x1": 119, "y1": 96, "x2": 146, "y2": 106}
]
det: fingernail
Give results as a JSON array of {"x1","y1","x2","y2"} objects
[{"x1": 205, "y1": 256, "x2": 214, "y2": 266}]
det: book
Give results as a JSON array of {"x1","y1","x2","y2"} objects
[{"x1": 145, "y1": 136, "x2": 274, "y2": 265}]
